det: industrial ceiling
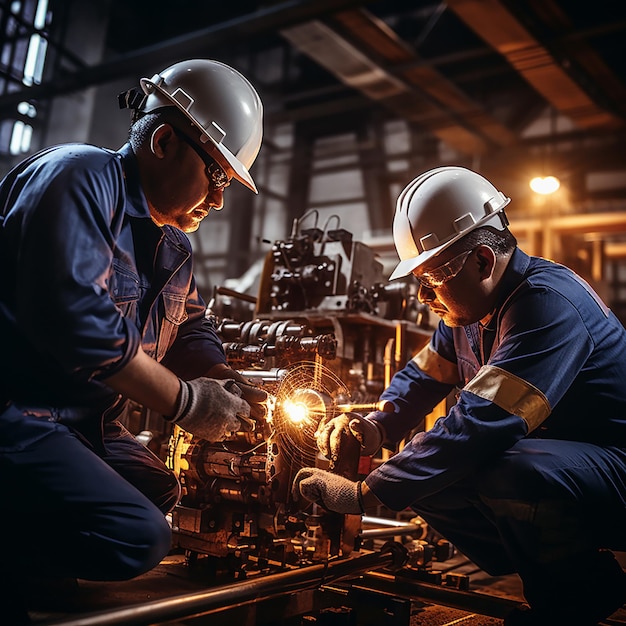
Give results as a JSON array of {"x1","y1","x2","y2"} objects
[
  {"x1": 2, "y1": 0, "x2": 625, "y2": 186},
  {"x1": 1, "y1": 0, "x2": 626, "y2": 295}
]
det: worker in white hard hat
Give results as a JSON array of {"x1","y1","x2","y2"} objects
[
  {"x1": 0, "y1": 59, "x2": 267, "y2": 615},
  {"x1": 294, "y1": 166, "x2": 626, "y2": 625}
]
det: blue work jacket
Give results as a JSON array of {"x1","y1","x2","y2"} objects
[
  {"x1": 0, "y1": 143, "x2": 225, "y2": 432},
  {"x1": 366, "y1": 248, "x2": 626, "y2": 510}
]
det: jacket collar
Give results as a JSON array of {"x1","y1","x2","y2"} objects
[
  {"x1": 488, "y1": 247, "x2": 531, "y2": 325},
  {"x1": 499, "y1": 247, "x2": 531, "y2": 299},
  {"x1": 118, "y1": 143, "x2": 152, "y2": 220},
  {"x1": 478, "y1": 247, "x2": 530, "y2": 329}
]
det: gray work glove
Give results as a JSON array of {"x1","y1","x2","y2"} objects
[
  {"x1": 209, "y1": 369, "x2": 269, "y2": 421},
  {"x1": 292, "y1": 467, "x2": 363, "y2": 515},
  {"x1": 225, "y1": 380, "x2": 269, "y2": 421},
  {"x1": 168, "y1": 377, "x2": 249, "y2": 442},
  {"x1": 315, "y1": 412, "x2": 383, "y2": 459}
]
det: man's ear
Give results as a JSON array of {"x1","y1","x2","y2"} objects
[
  {"x1": 149, "y1": 123, "x2": 175, "y2": 157},
  {"x1": 476, "y1": 245, "x2": 496, "y2": 279}
]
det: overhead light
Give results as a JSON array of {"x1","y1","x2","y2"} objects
[{"x1": 529, "y1": 176, "x2": 560, "y2": 195}]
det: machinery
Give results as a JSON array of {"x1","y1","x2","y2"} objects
[
  {"x1": 58, "y1": 219, "x2": 528, "y2": 626},
  {"x1": 166, "y1": 215, "x2": 436, "y2": 578}
]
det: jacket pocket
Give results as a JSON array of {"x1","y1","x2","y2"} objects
[
  {"x1": 157, "y1": 293, "x2": 188, "y2": 361},
  {"x1": 110, "y1": 262, "x2": 140, "y2": 318}
]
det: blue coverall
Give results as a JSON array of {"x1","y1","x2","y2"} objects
[
  {"x1": 365, "y1": 248, "x2": 626, "y2": 613},
  {"x1": 0, "y1": 143, "x2": 227, "y2": 580}
]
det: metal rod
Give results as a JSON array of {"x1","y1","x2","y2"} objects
[
  {"x1": 239, "y1": 368, "x2": 287, "y2": 383},
  {"x1": 44, "y1": 548, "x2": 400, "y2": 626},
  {"x1": 362, "y1": 515, "x2": 417, "y2": 528},
  {"x1": 215, "y1": 286, "x2": 257, "y2": 304},
  {"x1": 358, "y1": 570, "x2": 523, "y2": 619},
  {"x1": 360, "y1": 525, "x2": 422, "y2": 540},
  {"x1": 360, "y1": 515, "x2": 426, "y2": 540},
  {"x1": 335, "y1": 400, "x2": 393, "y2": 413}
]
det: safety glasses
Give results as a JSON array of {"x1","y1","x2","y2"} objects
[
  {"x1": 413, "y1": 249, "x2": 473, "y2": 290},
  {"x1": 174, "y1": 130, "x2": 230, "y2": 191}
]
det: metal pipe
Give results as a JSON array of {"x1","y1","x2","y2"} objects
[
  {"x1": 360, "y1": 526, "x2": 422, "y2": 540},
  {"x1": 360, "y1": 516, "x2": 427, "y2": 540},
  {"x1": 362, "y1": 516, "x2": 416, "y2": 528},
  {"x1": 44, "y1": 546, "x2": 403, "y2": 626},
  {"x1": 238, "y1": 368, "x2": 287, "y2": 384}
]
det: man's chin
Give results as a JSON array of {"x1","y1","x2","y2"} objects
[
  {"x1": 180, "y1": 209, "x2": 210, "y2": 232},
  {"x1": 440, "y1": 313, "x2": 462, "y2": 328},
  {"x1": 180, "y1": 220, "x2": 201, "y2": 233}
]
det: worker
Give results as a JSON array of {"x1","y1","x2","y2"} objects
[
  {"x1": 0, "y1": 58, "x2": 267, "y2": 616},
  {"x1": 294, "y1": 166, "x2": 626, "y2": 626}
]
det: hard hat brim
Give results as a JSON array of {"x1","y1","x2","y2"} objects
[
  {"x1": 388, "y1": 208, "x2": 510, "y2": 281},
  {"x1": 388, "y1": 248, "x2": 441, "y2": 281},
  {"x1": 208, "y1": 139, "x2": 258, "y2": 194}
]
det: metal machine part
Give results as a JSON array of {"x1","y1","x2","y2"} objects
[
  {"x1": 169, "y1": 363, "x2": 363, "y2": 572},
  {"x1": 254, "y1": 212, "x2": 429, "y2": 323}
]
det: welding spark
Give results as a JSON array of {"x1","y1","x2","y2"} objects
[{"x1": 282, "y1": 398, "x2": 312, "y2": 427}]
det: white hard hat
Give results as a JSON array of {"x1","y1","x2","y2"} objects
[
  {"x1": 389, "y1": 166, "x2": 510, "y2": 280},
  {"x1": 139, "y1": 59, "x2": 263, "y2": 193}
]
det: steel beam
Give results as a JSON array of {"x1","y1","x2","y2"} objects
[{"x1": 0, "y1": 0, "x2": 375, "y2": 113}]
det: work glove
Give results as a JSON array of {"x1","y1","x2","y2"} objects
[
  {"x1": 292, "y1": 467, "x2": 364, "y2": 515},
  {"x1": 209, "y1": 368, "x2": 269, "y2": 421},
  {"x1": 315, "y1": 412, "x2": 383, "y2": 459},
  {"x1": 167, "y1": 377, "x2": 249, "y2": 442},
  {"x1": 229, "y1": 380, "x2": 269, "y2": 421}
]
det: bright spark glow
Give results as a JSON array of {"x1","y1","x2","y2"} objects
[{"x1": 282, "y1": 398, "x2": 311, "y2": 427}]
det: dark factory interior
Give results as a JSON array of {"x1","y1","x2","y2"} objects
[{"x1": 1, "y1": 1, "x2": 626, "y2": 625}]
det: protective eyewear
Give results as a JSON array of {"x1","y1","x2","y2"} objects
[
  {"x1": 174, "y1": 130, "x2": 230, "y2": 191},
  {"x1": 413, "y1": 249, "x2": 473, "y2": 290}
]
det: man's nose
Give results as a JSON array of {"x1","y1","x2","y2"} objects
[{"x1": 206, "y1": 188, "x2": 224, "y2": 210}]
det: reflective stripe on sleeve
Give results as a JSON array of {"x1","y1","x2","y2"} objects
[
  {"x1": 463, "y1": 365, "x2": 551, "y2": 432},
  {"x1": 412, "y1": 344, "x2": 461, "y2": 385}
]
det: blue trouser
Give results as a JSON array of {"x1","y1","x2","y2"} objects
[
  {"x1": 412, "y1": 439, "x2": 626, "y2": 610},
  {"x1": 0, "y1": 403, "x2": 179, "y2": 581}
]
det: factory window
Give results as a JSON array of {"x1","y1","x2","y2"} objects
[
  {"x1": 0, "y1": 0, "x2": 51, "y2": 156},
  {"x1": 10, "y1": 119, "x2": 32, "y2": 154}
]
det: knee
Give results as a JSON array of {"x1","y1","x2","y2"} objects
[
  {"x1": 142, "y1": 467, "x2": 181, "y2": 515},
  {"x1": 476, "y1": 450, "x2": 545, "y2": 501},
  {"x1": 112, "y1": 511, "x2": 172, "y2": 580},
  {"x1": 81, "y1": 506, "x2": 172, "y2": 581},
  {"x1": 152, "y1": 470, "x2": 181, "y2": 514},
  {"x1": 123, "y1": 468, "x2": 181, "y2": 515}
]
